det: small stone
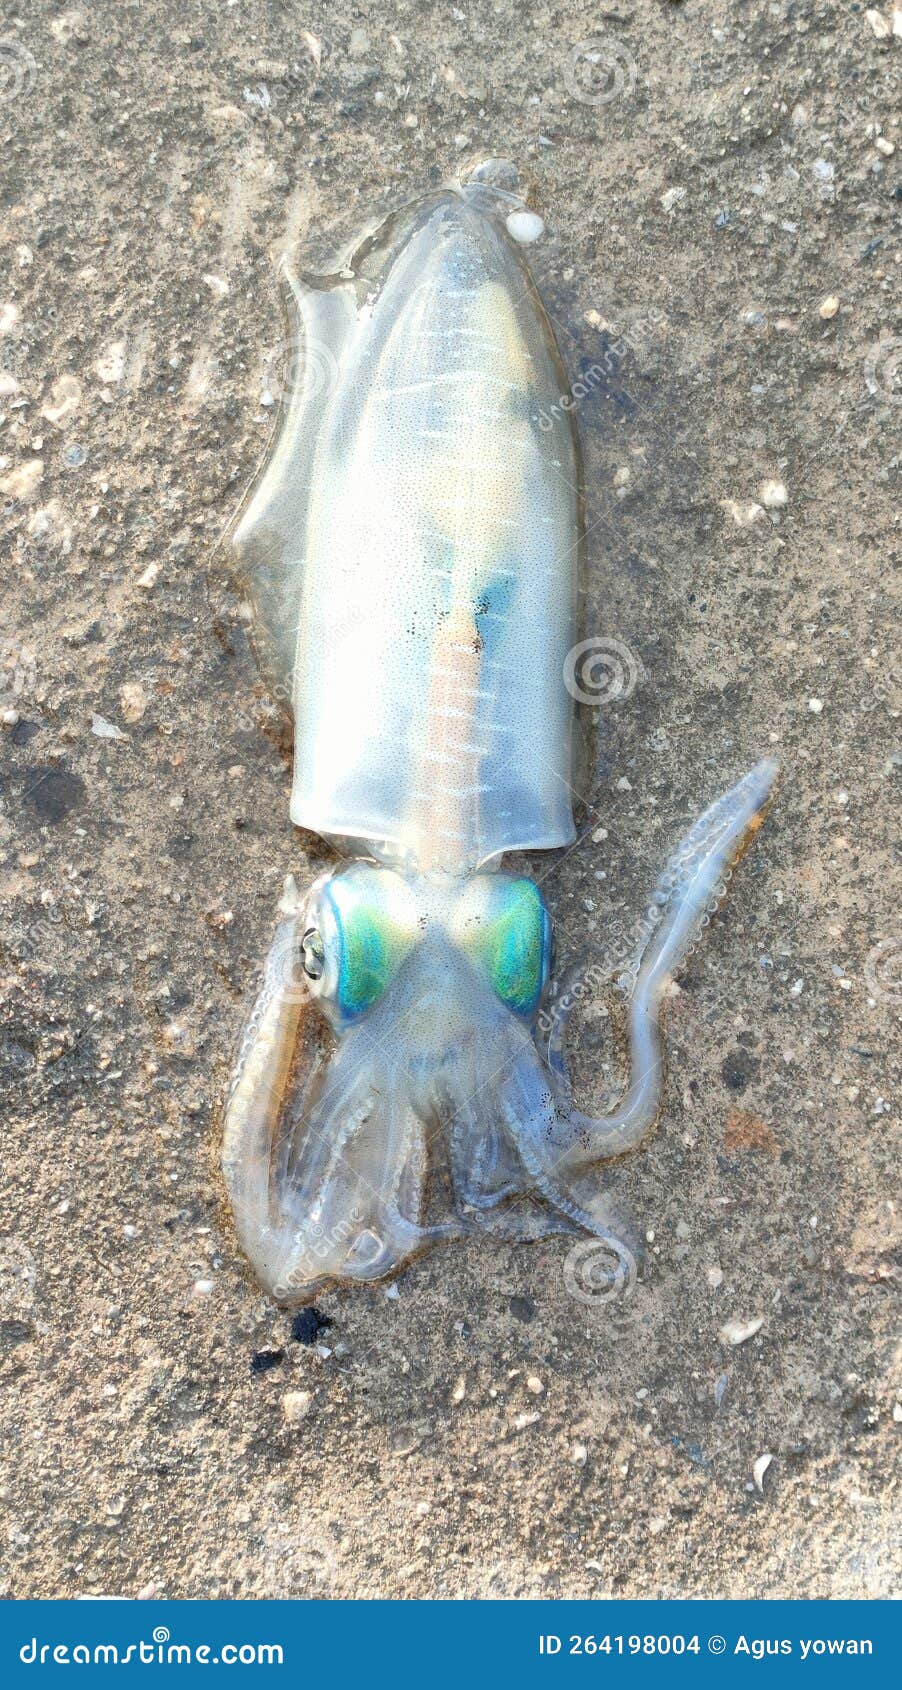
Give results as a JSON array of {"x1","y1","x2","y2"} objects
[
  {"x1": 137, "y1": 562, "x2": 159, "y2": 589},
  {"x1": 675, "y1": 1218, "x2": 691, "y2": 1240},
  {"x1": 759, "y1": 479, "x2": 788, "y2": 509},
  {"x1": 865, "y1": 8, "x2": 891, "y2": 38},
  {"x1": 571, "y1": 1441, "x2": 588, "y2": 1466},
  {"x1": 202, "y1": 273, "x2": 229, "y2": 297},
  {"x1": 808, "y1": 698, "x2": 824, "y2": 714},
  {"x1": 42, "y1": 374, "x2": 82, "y2": 425},
  {"x1": 875, "y1": 136, "x2": 895, "y2": 156},
  {"x1": 95, "y1": 341, "x2": 126, "y2": 384},
  {"x1": 525, "y1": 1374, "x2": 544, "y2": 1395},
  {"x1": 281, "y1": 1389, "x2": 313, "y2": 1424},
  {"x1": 818, "y1": 295, "x2": 840, "y2": 320},
  {"x1": 660, "y1": 186, "x2": 687, "y2": 213},
  {"x1": 451, "y1": 1376, "x2": 466, "y2": 1404},
  {"x1": 192, "y1": 1278, "x2": 215, "y2": 1297},
  {"x1": 119, "y1": 682, "x2": 148, "y2": 723},
  {"x1": 719, "y1": 1314, "x2": 765, "y2": 1346},
  {"x1": 0, "y1": 460, "x2": 44, "y2": 501},
  {"x1": 721, "y1": 498, "x2": 764, "y2": 527}
]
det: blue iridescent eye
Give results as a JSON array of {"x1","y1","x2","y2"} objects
[
  {"x1": 303, "y1": 867, "x2": 418, "y2": 1024},
  {"x1": 452, "y1": 877, "x2": 552, "y2": 1016}
]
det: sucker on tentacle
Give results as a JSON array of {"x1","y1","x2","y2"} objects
[{"x1": 220, "y1": 161, "x2": 779, "y2": 1302}]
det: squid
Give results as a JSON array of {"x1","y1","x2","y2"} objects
[{"x1": 221, "y1": 160, "x2": 777, "y2": 1301}]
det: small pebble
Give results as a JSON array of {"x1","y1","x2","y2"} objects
[
  {"x1": 719, "y1": 1314, "x2": 765, "y2": 1346},
  {"x1": 281, "y1": 1390, "x2": 313, "y2": 1424},
  {"x1": 119, "y1": 683, "x2": 148, "y2": 723},
  {"x1": 818, "y1": 295, "x2": 840, "y2": 320},
  {"x1": 865, "y1": 8, "x2": 890, "y2": 39},
  {"x1": 808, "y1": 698, "x2": 824, "y2": 714},
  {"x1": 525, "y1": 1374, "x2": 544, "y2": 1395},
  {"x1": 759, "y1": 479, "x2": 788, "y2": 509},
  {"x1": 571, "y1": 1441, "x2": 588, "y2": 1466},
  {"x1": 137, "y1": 562, "x2": 159, "y2": 589}
]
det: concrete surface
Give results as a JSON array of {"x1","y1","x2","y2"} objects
[{"x1": 0, "y1": 0, "x2": 899, "y2": 1599}]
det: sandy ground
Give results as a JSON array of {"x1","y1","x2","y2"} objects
[{"x1": 1, "y1": 0, "x2": 899, "y2": 1600}]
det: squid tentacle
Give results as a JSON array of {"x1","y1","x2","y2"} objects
[{"x1": 530, "y1": 759, "x2": 778, "y2": 1175}]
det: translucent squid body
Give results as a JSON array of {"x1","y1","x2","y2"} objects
[{"x1": 222, "y1": 161, "x2": 777, "y2": 1301}]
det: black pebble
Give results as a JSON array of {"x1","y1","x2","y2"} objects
[
  {"x1": 250, "y1": 1347, "x2": 285, "y2": 1376},
  {"x1": 290, "y1": 1307, "x2": 331, "y2": 1346},
  {"x1": 509, "y1": 1295, "x2": 536, "y2": 1323}
]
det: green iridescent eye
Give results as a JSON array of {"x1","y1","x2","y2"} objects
[
  {"x1": 452, "y1": 877, "x2": 551, "y2": 1016},
  {"x1": 306, "y1": 867, "x2": 418, "y2": 1024}
]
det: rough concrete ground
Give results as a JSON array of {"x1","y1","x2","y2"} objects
[{"x1": 0, "y1": 0, "x2": 899, "y2": 1599}]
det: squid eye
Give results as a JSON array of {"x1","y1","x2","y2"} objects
[
  {"x1": 452, "y1": 876, "x2": 552, "y2": 1017},
  {"x1": 300, "y1": 927, "x2": 325, "y2": 981},
  {"x1": 302, "y1": 867, "x2": 418, "y2": 1025}
]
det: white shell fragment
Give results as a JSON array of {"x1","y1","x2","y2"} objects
[
  {"x1": 718, "y1": 1314, "x2": 765, "y2": 1346},
  {"x1": 753, "y1": 1452, "x2": 773, "y2": 1493},
  {"x1": 90, "y1": 713, "x2": 127, "y2": 740}
]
